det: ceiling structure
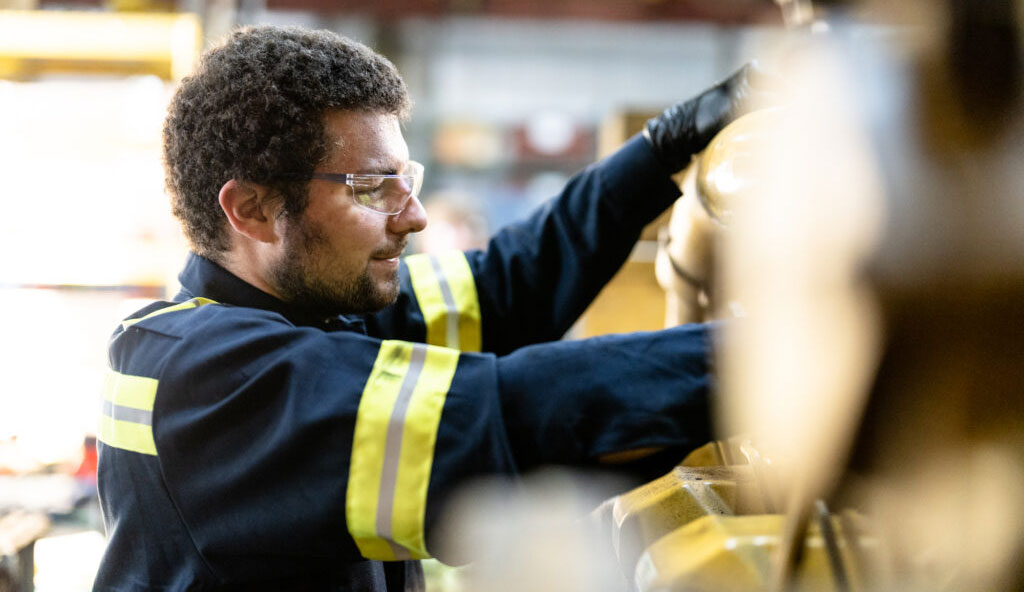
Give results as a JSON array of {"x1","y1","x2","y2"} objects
[{"x1": 35, "y1": 0, "x2": 783, "y2": 25}]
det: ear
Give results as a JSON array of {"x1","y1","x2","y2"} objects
[{"x1": 218, "y1": 179, "x2": 280, "y2": 244}]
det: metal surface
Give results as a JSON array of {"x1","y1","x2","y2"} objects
[
  {"x1": 816, "y1": 500, "x2": 850, "y2": 592},
  {"x1": 695, "y1": 110, "x2": 780, "y2": 225},
  {"x1": 0, "y1": 511, "x2": 49, "y2": 592},
  {"x1": 634, "y1": 514, "x2": 866, "y2": 592}
]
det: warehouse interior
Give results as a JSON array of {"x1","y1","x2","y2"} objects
[{"x1": 1, "y1": 0, "x2": 1022, "y2": 590}]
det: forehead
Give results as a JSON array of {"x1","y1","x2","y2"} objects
[{"x1": 321, "y1": 110, "x2": 408, "y2": 173}]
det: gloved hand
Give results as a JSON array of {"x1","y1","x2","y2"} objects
[{"x1": 644, "y1": 62, "x2": 771, "y2": 173}]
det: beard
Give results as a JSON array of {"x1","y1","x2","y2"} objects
[{"x1": 269, "y1": 216, "x2": 401, "y2": 317}]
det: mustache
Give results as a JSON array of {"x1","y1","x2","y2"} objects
[{"x1": 372, "y1": 240, "x2": 408, "y2": 259}]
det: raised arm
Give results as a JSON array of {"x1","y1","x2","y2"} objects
[{"x1": 369, "y1": 65, "x2": 763, "y2": 354}]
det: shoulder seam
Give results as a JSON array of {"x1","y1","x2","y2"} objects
[
  {"x1": 121, "y1": 297, "x2": 220, "y2": 331},
  {"x1": 122, "y1": 325, "x2": 185, "y2": 341}
]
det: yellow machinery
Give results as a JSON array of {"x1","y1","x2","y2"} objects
[
  {"x1": 600, "y1": 439, "x2": 878, "y2": 592},
  {"x1": 607, "y1": 1, "x2": 1024, "y2": 587},
  {"x1": 654, "y1": 109, "x2": 782, "y2": 326}
]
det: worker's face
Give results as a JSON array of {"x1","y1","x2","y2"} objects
[{"x1": 269, "y1": 110, "x2": 427, "y2": 315}]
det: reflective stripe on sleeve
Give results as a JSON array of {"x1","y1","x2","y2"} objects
[
  {"x1": 102, "y1": 297, "x2": 217, "y2": 454},
  {"x1": 121, "y1": 297, "x2": 217, "y2": 330},
  {"x1": 405, "y1": 252, "x2": 482, "y2": 352},
  {"x1": 346, "y1": 340, "x2": 460, "y2": 560},
  {"x1": 97, "y1": 369, "x2": 158, "y2": 455}
]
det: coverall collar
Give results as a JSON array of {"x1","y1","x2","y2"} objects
[{"x1": 175, "y1": 252, "x2": 366, "y2": 332}]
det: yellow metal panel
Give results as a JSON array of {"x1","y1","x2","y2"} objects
[
  {"x1": 635, "y1": 514, "x2": 861, "y2": 592},
  {"x1": 610, "y1": 465, "x2": 776, "y2": 577},
  {"x1": 0, "y1": 10, "x2": 200, "y2": 80},
  {"x1": 579, "y1": 255, "x2": 665, "y2": 337}
]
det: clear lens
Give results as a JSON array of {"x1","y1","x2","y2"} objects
[
  {"x1": 348, "y1": 161, "x2": 424, "y2": 215},
  {"x1": 350, "y1": 177, "x2": 414, "y2": 213},
  {"x1": 307, "y1": 161, "x2": 424, "y2": 215}
]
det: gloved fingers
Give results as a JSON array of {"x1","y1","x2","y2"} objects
[
  {"x1": 644, "y1": 59, "x2": 783, "y2": 174},
  {"x1": 734, "y1": 60, "x2": 785, "y2": 115}
]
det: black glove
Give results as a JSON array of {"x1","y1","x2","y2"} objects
[{"x1": 644, "y1": 62, "x2": 768, "y2": 173}]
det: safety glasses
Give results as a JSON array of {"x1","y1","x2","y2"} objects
[{"x1": 287, "y1": 161, "x2": 425, "y2": 215}]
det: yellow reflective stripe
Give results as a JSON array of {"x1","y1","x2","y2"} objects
[
  {"x1": 406, "y1": 256, "x2": 446, "y2": 346},
  {"x1": 98, "y1": 368, "x2": 158, "y2": 455},
  {"x1": 121, "y1": 297, "x2": 217, "y2": 330},
  {"x1": 103, "y1": 297, "x2": 214, "y2": 453},
  {"x1": 347, "y1": 340, "x2": 460, "y2": 560},
  {"x1": 348, "y1": 342, "x2": 411, "y2": 560},
  {"x1": 98, "y1": 414, "x2": 156, "y2": 456},
  {"x1": 435, "y1": 251, "x2": 481, "y2": 352},
  {"x1": 390, "y1": 344, "x2": 458, "y2": 557},
  {"x1": 102, "y1": 368, "x2": 158, "y2": 410},
  {"x1": 405, "y1": 252, "x2": 481, "y2": 352}
]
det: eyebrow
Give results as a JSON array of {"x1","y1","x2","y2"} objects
[{"x1": 355, "y1": 162, "x2": 406, "y2": 176}]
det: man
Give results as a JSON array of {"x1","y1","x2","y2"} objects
[{"x1": 95, "y1": 25, "x2": 758, "y2": 591}]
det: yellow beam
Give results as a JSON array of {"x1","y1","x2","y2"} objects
[{"x1": 0, "y1": 10, "x2": 200, "y2": 79}]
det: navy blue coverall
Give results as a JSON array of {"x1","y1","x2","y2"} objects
[{"x1": 93, "y1": 135, "x2": 713, "y2": 590}]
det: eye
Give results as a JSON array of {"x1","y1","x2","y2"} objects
[
  {"x1": 353, "y1": 179, "x2": 384, "y2": 196},
  {"x1": 354, "y1": 188, "x2": 383, "y2": 207}
]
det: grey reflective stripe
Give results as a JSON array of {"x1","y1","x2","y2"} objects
[
  {"x1": 428, "y1": 255, "x2": 461, "y2": 349},
  {"x1": 102, "y1": 400, "x2": 153, "y2": 426},
  {"x1": 376, "y1": 342, "x2": 428, "y2": 560}
]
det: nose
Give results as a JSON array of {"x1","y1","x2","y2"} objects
[{"x1": 387, "y1": 195, "x2": 428, "y2": 235}]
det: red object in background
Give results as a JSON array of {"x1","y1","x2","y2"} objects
[{"x1": 74, "y1": 436, "x2": 98, "y2": 484}]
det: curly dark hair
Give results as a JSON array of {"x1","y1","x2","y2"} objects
[{"x1": 164, "y1": 25, "x2": 410, "y2": 258}]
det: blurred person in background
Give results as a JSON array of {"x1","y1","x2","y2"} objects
[
  {"x1": 94, "y1": 25, "x2": 761, "y2": 591},
  {"x1": 414, "y1": 191, "x2": 490, "y2": 254}
]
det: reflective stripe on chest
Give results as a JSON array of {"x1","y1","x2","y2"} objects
[{"x1": 405, "y1": 251, "x2": 481, "y2": 352}]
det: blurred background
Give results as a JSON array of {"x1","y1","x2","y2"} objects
[{"x1": 2, "y1": 0, "x2": 1022, "y2": 590}]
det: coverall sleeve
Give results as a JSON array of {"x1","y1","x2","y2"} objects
[
  {"x1": 367, "y1": 135, "x2": 682, "y2": 354},
  {"x1": 150, "y1": 306, "x2": 711, "y2": 581}
]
